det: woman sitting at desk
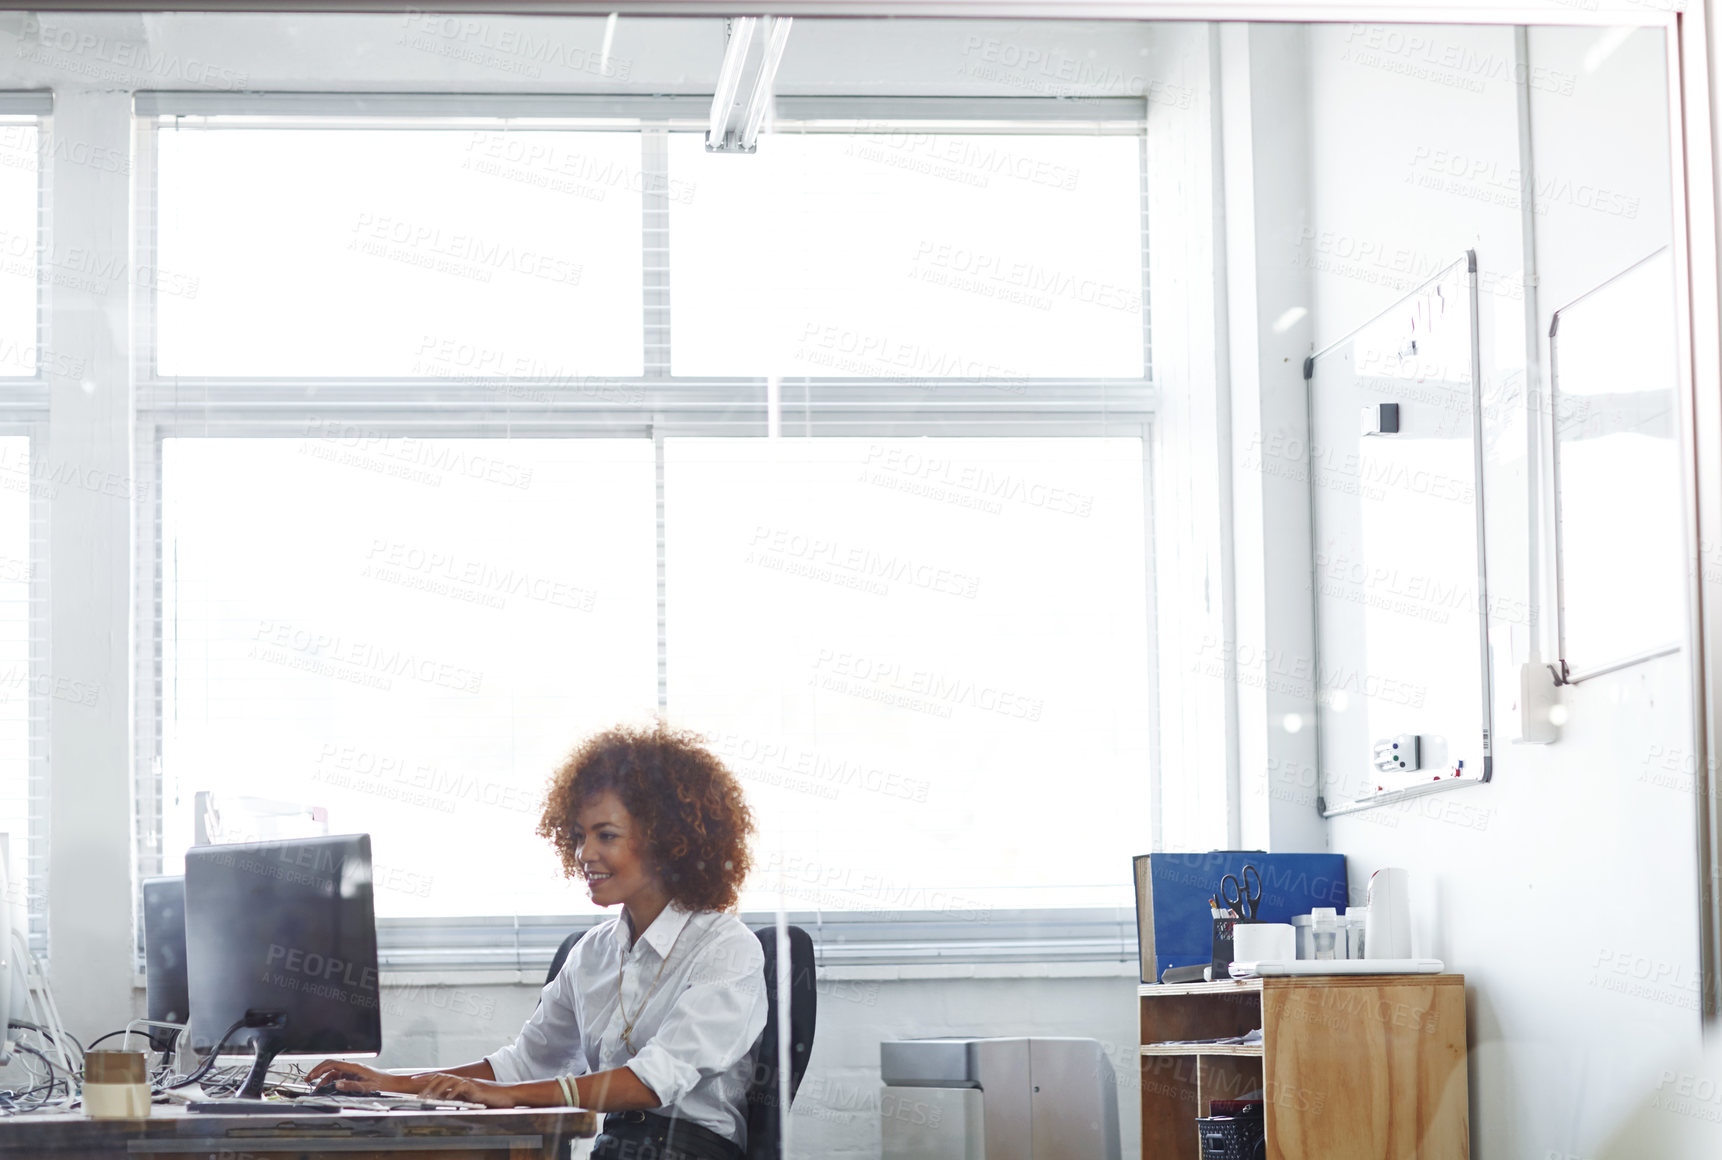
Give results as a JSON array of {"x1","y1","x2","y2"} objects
[{"x1": 309, "y1": 724, "x2": 767, "y2": 1160}]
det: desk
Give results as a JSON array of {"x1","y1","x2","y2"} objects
[
  {"x1": 0, "y1": 1105, "x2": 598, "y2": 1159},
  {"x1": 1139, "y1": 973, "x2": 1469, "y2": 1159}
]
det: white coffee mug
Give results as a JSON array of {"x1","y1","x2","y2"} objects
[{"x1": 1232, "y1": 922, "x2": 1296, "y2": 964}]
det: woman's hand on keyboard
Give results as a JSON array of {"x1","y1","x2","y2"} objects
[
  {"x1": 305, "y1": 1060, "x2": 415, "y2": 1094},
  {"x1": 418, "y1": 1074, "x2": 525, "y2": 1108}
]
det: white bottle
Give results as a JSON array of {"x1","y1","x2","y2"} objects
[
  {"x1": 1346, "y1": 908, "x2": 1368, "y2": 959},
  {"x1": 1311, "y1": 907, "x2": 1340, "y2": 960}
]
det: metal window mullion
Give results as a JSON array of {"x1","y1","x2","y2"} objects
[
  {"x1": 1140, "y1": 420, "x2": 1162, "y2": 855},
  {"x1": 132, "y1": 428, "x2": 163, "y2": 889},
  {"x1": 127, "y1": 429, "x2": 163, "y2": 967},
  {"x1": 132, "y1": 379, "x2": 1155, "y2": 418},
  {"x1": 36, "y1": 113, "x2": 49, "y2": 394},
  {"x1": 131, "y1": 119, "x2": 166, "y2": 970},
  {"x1": 642, "y1": 129, "x2": 671, "y2": 378},
  {"x1": 132, "y1": 92, "x2": 1147, "y2": 128},
  {"x1": 25, "y1": 418, "x2": 50, "y2": 952},
  {"x1": 133, "y1": 113, "x2": 160, "y2": 385},
  {"x1": 24, "y1": 111, "x2": 49, "y2": 952},
  {"x1": 654, "y1": 424, "x2": 667, "y2": 713},
  {"x1": 642, "y1": 130, "x2": 672, "y2": 715},
  {"x1": 375, "y1": 907, "x2": 1136, "y2": 971},
  {"x1": 1139, "y1": 126, "x2": 1152, "y2": 383}
]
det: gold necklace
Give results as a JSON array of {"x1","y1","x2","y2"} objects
[{"x1": 617, "y1": 917, "x2": 689, "y2": 1053}]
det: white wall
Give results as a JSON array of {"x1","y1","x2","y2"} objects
[{"x1": 1296, "y1": 22, "x2": 1701, "y2": 1160}]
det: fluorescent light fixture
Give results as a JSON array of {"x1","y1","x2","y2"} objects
[
  {"x1": 707, "y1": 16, "x2": 757, "y2": 150},
  {"x1": 600, "y1": 12, "x2": 618, "y2": 78},
  {"x1": 738, "y1": 16, "x2": 794, "y2": 151}
]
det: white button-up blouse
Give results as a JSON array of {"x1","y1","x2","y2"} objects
[{"x1": 486, "y1": 904, "x2": 768, "y2": 1148}]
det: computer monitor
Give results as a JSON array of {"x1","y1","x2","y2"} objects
[
  {"x1": 183, "y1": 834, "x2": 382, "y2": 1099},
  {"x1": 141, "y1": 876, "x2": 189, "y2": 1053}
]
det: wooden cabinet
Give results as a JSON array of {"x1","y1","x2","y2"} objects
[{"x1": 1139, "y1": 974, "x2": 1468, "y2": 1160}]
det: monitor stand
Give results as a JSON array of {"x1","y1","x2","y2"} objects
[{"x1": 235, "y1": 1026, "x2": 286, "y2": 1100}]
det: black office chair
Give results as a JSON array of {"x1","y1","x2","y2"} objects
[
  {"x1": 745, "y1": 925, "x2": 816, "y2": 1160},
  {"x1": 546, "y1": 929, "x2": 582, "y2": 986},
  {"x1": 543, "y1": 923, "x2": 816, "y2": 1160}
]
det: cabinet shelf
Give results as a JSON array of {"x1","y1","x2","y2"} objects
[{"x1": 1139, "y1": 973, "x2": 1470, "y2": 1159}]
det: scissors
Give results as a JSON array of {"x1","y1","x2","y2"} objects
[{"x1": 1220, "y1": 864, "x2": 1262, "y2": 921}]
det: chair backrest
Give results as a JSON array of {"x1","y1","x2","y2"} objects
[
  {"x1": 745, "y1": 925, "x2": 816, "y2": 1160},
  {"x1": 545, "y1": 929, "x2": 583, "y2": 988}
]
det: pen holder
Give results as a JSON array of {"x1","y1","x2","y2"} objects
[
  {"x1": 1212, "y1": 918, "x2": 1257, "y2": 977},
  {"x1": 83, "y1": 1050, "x2": 151, "y2": 1119}
]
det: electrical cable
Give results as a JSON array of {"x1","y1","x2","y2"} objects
[
  {"x1": 9, "y1": 1020, "x2": 85, "y2": 1060},
  {"x1": 163, "y1": 1018, "x2": 251, "y2": 1090},
  {"x1": 0, "y1": 1078, "x2": 58, "y2": 1113},
  {"x1": 9, "y1": 1044, "x2": 64, "y2": 1111},
  {"x1": 84, "y1": 1028, "x2": 144, "y2": 1053}
]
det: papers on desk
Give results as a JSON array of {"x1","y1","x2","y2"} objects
[{"x1": 1150, "y1": 1029, "x2": 1263, "y2": 1048}]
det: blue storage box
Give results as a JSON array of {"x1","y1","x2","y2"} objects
[{"x1": 1132, "y1": 851, "x2": 1349, "y2": 983}]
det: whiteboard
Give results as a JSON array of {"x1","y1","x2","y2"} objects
[
  {"x1": 1305, "y1": 253, "x2": 1492, "y2": 817},
  {"x1": 1549, "y1": 248, "x2": 1685, "y2": 683}
]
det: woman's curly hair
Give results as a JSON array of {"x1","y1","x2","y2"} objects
[{"x1": 538, "y1": 723, "x2": 755, "y2": 913}]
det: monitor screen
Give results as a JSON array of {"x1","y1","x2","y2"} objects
[
  {"x1": 183, "y1": 834, "x2": 381, "y2": 1093},
  {"x1": 141, "y1": 875, "x2": 189, "y2": 1053}
]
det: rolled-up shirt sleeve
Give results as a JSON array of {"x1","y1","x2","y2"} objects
[
  {"x1": 626, "y1": 933, "x2": 767, "y2": 1108},
  {"x1": 486, "y1": 962, "x2": 588, "y2": 1084}
]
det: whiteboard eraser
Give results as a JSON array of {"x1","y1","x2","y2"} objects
[
  {"x1": 1372, "y1": 733, "x2": 1422, "y2": 773},
  {"x1": 1361, "y1": 402, "x2": 1400, "y2": 436}
]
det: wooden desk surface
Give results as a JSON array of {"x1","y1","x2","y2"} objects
[
  {"x1": 0, "y1": 1104, "x2": 599, "y2": 1160},
  {"x1": 1139, "y1": 972, "x2": 1467, "y2": 998}
]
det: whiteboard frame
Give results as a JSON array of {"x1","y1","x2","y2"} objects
[
  {"x1": 1305, "y1": 251, "x2": 1494, "y2": 820},
  {"x1": 1547, "y1": 245, "x2": 1684, "y2": 686}
]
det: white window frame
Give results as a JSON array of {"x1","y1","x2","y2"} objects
[{"x1": 131, "y1": 93, "x2": 1157, "y2": 970}]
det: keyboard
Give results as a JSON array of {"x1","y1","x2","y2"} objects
[
  {"x1": 310, "y1": 1093, "x2": 488, "y2": 1110},
  {"x1": 188, "y1": 1099, "x2": 340, "y2": 1115},
  {"x1": 187, "y1": 1094, "x2": 487, "y2": 1114}
]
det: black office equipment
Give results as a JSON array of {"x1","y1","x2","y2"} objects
[
  {"x1": 142, "y1": 875, "x2": 189, "y2": 1053},
  {"x1": 1196, "y1": 1113, "x2": 1266, "y2": 1160},
  {"x1": 184, "y1": 834, "x2": 382, "y2": 1100},
  {"x1": 745, "y1": 924, "x2": 816, "y2": 1160}
]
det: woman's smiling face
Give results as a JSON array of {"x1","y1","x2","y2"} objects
[{"x1": 571, "y1": 790, "x2": 655, "y2": 910}]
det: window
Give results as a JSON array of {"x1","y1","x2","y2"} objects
[
  {"x1": 159, "y1": 437, "x2": 657, "y2": 917},
  {"x1": 154, "y1": 127, "x2": 644, "y2": 378},
  {"x1": 665, "y1": 436, "x2": 1151, "y2": 913},
  {"x1": 0, "y1": 117, "x2": 37, "y2": 376},
  {"x1": 138, "y1": 101, "x2": 1154, "y2": 960},
  {"x1": 669, "y1": 132, "x2": 1144, "y2": 378}
]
